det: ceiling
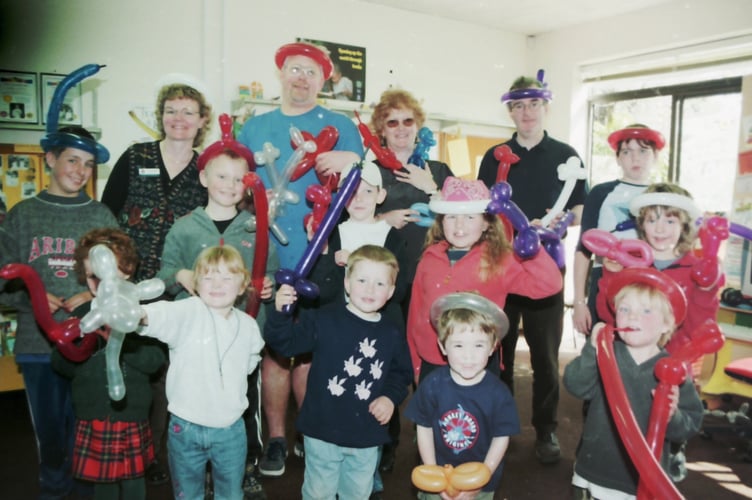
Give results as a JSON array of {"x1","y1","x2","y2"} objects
[{"x1": 358, "y1": 0, "x2": 674, "y2": 35}]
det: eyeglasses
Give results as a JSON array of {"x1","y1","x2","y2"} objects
[
  {"x1": 164, "y1": 107, "x2": 199, "y2": 118},
  {"x1": 510, "y1": 99, "x2": 544, "y2": 112},
  {"x1": 385, "y1": 117, "x2": 415, "y2": 128},
  {"x1": 285, "y1": 65, "x2": 320, "y2": 79}
]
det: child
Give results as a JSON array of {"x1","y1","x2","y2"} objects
[
  {"x1": 266, "y1": 245, "x2": 412, "y2": 500},
  {"x1": 573, "y1": 124, "x2": 665, "y2": 334},
  {"x1": 596, "y1": 183, "x2": 718, "y2": 359},
  {"x1": 310, "y1": 161, "x2": 407, "y2": 331},
  {"x1": 51, "y1": 228, "x2": 165, "y2": 500},
  {"x1": 407, "y1": 177, "x2": 563, "y2": 383},
  {"x1": 564, "y1": 267, "x2": 704, "y2": 499},
  {"x1": 158, "y1": 136, "x2": 278, "y2": 498},
  {"x1": 405, "y1": 292, "x2": 520, "y2": 500},
  {"x1": 138, "y1": 245, "x2": 264, "y2": 499},
  {"x1": 0, "y1": 125, "x2": 117, "y2": 498}
]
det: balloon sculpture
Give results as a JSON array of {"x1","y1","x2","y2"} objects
[
  {"x1": 493, "y1": 144, "x2": 519, "y2": 184},
  {"x1": 0, "y1": 264, "x2": 96, "y2": 362},
  {"x1": 580, "y1": 229, "x2": 654, "y2": 268},
  {"x1": 241, "y1": 171, "x2": 270, "y2": 319},
  {"x1": 539, "y1": 156, "x2": 587, "y2": 228},
  {"x1": 79, "y1": 245, "x2": 164, "y2": 401},
  {"x1": 412, "y1": 462, "x2": 492, "y2": 497},
  {"x1": 353, "y1": 111, "x2": 403, "y2": 171},
  {"x1": 274, "y1": 163, "x2": 362, "y2": 314},
  {"x1": 407, "y1": 127, "x2": 437, "y2": 168}
]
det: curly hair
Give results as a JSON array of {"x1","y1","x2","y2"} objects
[
  {"x1": 635, "y1": 182, "x2": 697, "y2": 256},
  {"x1": 424, "y1": 213, "x2": 512, "y2": 282},
  {"x1": 155, "y1": 84, "x2": 212, "y2": 147},
  {"x1": 74, "y1": 228, "x2": 139, "y2": 284},
  {"x1": 370, "y1": 89, "x2": 426, "y2": 140}
]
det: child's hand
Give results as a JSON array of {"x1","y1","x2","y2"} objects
[
  {"x1": 380, "y1": 208, "x2": 417, "y2": 229},
  {"x1": 334, "y1": 249, "x2": 350, "y2": 267},
  {"x1": 176, "y1": 269, "x2": 196, "y2": 295},
  {"x1": 602, "y1": 257, "x2": 624, "y2": 273},
  {"x1": 260, "y1": 276, "x2": 274, "y2": 300},
  {"x1": 275, "y1": 284, "x2": 297, "y2": 312},
  {"x1": 666, "y1": 385, "x2": 680, "y2": 419},
  {"x1": 442, "y1": 488, "x2": 483, "y2": 500},
  {"x1": 368, "y1": 395, "x2": 395, "y2": 425},
  {"x1": 62, "y1": 290, "x2": 93, "y2": 312},
  {"x1": 47, "y1": 293, "x2": 65, "y2": 314}
]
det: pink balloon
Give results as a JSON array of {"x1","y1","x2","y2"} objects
[
  {"x1": 581, "y1": 229, "x2": 654, "y2": 268},
  {"x1": 242, "y1": 172, "x2": 270, "y2": 318}
]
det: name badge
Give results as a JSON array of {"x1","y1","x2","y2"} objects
[{"x1": 139, "y1": 168, "x2": 160, "y2": 177}]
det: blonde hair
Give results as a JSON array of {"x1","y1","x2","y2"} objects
[
  {"x1": 615, "y1": 283, "x2": 676, "y2": 347},
  {"x1": 192, "y1": 245, "x2": 250, "y2": 292},
  {"x1": 424, "y1": 213, "x2": 512, "y2": 282},
  {"x1": 155, "y1": 84, "x2": 212, "y2": 147},
  {"x1": 346, "y1": 245, "x2": 398, "y2": 285},
  {"x1": 437, "y1": 308, "x2": 500, "y2": 346}
]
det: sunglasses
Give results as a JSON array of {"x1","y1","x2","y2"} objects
[{"x1": 385, "y1": 117, "x2": 415, "y2": 128}]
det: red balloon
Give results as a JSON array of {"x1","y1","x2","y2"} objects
[
  {"x1": 493, "y1": 145, "x2": 519, "y2": 183},
  {"x1": 289, "y1": 126, "x2": 340, "y2": 181},
  {"x1": 0, "y1": 263, "x2": 95, "y2": 361},
  {"x1": 596, "y1": 325, "x2": 682, "y2": 500},
  {"x1": 242, "y1": 172, "x2": 270, "y2": 318},
  {"x1": 353, "y1": 111, "x2": 403, "y2": 171},
  {"x1": 305, "y1": 183, "x2": 332, "y2": 233}
]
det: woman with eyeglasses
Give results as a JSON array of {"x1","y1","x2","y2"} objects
[
  {"x1": 368, "y1": 89, "x2": 453, "y2": 477},
  {"x1": 100, "y1": 75, "x2": 212, "y2": 486}
]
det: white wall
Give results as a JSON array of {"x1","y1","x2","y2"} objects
[
  {"x1": 0, "y1": 0, "x2": 525, "y2": 169},
  {"x1": 1, "y1": 0, "x2": 751, "y2": 176},
  {"x1": 529, "y1": 0, "x2": 752, "y2": 154}
]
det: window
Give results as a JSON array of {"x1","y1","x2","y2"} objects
[{"x1": 587, "y1": 77, "x2": 741, "y2": 213}]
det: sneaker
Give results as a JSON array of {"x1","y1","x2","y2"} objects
[
  {"x1": 293, "y1": 439, "x2": 305, "y2": 458},
  {"x1": 535, "y1": 432, "x2": 561, "y2": 464},
  {"x1": 258, "y1": 438, "x2": 287, "y2": 477},
  {"x1": 242, "y1": 463, "x2": 267, "y2": 500},
  {"x1": 669, "y1": 450, "x2": 688, "y2": 482}
]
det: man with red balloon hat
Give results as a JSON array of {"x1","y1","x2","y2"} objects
[
  {"x1": 237, "y1": 41, "x2": 363, "y2": 479},
  {"x1": 476, "y1": 70, "x2": 587, "y2": 464}
]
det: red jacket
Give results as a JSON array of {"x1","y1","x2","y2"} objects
[{"x1": 407, "y1": 241, "x2": 563, "y2": 379}]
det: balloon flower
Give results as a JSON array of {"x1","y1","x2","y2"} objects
[
  {"x1": 79, "y1": 245, "x2": 164, "y2": 401},
  {"x1": 0, "y1": 263, "x2": 94, "y2": 362},
  {"x1": 407, "y1": 127, "x2": 436, "y2": 168},
  {"x1": 412, "y1": 462, "x2": 492, "y2": 497},
  {"x1": 275, "y1": 164, "x2": 362, "y2": 314},
  {"x1": 241, "y1": 172, "x2": 270, "y2": 318},
  {"x1": 353, "y1": 111, "x2": 402, "y2": 171},
  {"x1": 539, "y1": 156, "x2": 587, "y2": 228}
]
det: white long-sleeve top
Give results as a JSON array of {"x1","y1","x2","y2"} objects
[{"x1": 139, "y1": 296, "x2": 264, "y2": 427}]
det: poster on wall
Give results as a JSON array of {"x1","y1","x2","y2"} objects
[
  {"x1": 297, "y1": 37, "x2": 366, "y2": 103},
  {"x1": 0, "y1": 70, "x2": 38, "y2": 124},
  {"x1": 41, "y1": 73, "x2": 82, "y2": 125}
]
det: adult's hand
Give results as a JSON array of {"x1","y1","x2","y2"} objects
[
  {"x1": 315, "y1": 151, "x2": 360, "y2": 178},
  {"x1": 393, "y1": 163, "x2": 438, "y2": 194}
]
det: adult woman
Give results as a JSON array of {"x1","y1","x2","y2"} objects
[
  {"x1": 102, "y1": 77, "x2": 211, "y2": 282},
  {"x1": 100, "y1": 77, "x2": 211, "y2": 485},
  {"x1": 369, "y1": 89, "x2": 453, "y2": 474}
]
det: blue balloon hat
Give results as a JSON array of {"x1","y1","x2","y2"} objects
[{"x1": 39, "y1": 64, "x2": 110, "y2": 163}]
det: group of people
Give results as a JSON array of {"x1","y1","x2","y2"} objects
[{"x1": 0, "y1": 39, "x2": 720, "y2": 500}]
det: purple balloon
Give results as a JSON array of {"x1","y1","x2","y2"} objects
[
  {"x1": 275, "y1": 163, "x2": 362, "y2": 314},
  {"x1": 730, "y1": 222, "x2": 752, "y2": 242},
  {"x1": 543, "y1": 240, "x2": 566, "y2": 268},
  {"x1": 514, "y1": 227, "x2": 540, "y2": 259}
]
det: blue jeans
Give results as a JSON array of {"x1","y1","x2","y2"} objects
[
  {"x1": 302, "y1": 435, "x2": 378, "y2": 500},
  {"x1": 20, "y1": 361, "x2": 78, "y2": 499},
  {"x1": 167, "y1": 414, "x2": 246, "y2": 500}
]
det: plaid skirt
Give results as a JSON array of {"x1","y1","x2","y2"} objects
[{"x1": 73, "y1": 418, "x2": 154, "y2": 482}]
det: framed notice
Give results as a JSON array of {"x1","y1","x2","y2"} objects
[
  {"x1": 0, "y1": 70, "x2": 39, "y2": 124},
  {"x1": 298, "y1": 37, "x2": 366, "y2": 103},
  {"x1": 41, "y1": 73, "x2": 82, "y2": 125}
]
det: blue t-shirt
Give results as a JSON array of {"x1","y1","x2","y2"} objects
[{"x1": 238, "y1": 106, "x2": 363, "y2": 268}]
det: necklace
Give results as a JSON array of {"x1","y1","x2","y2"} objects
[{"x1": 204, "y1": 302, "x2": 240, "y2": 389}]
